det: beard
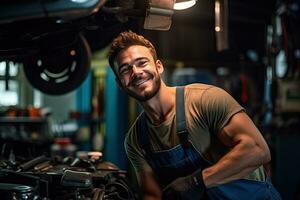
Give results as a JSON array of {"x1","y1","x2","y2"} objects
[{"x1": 124, "y1": 72, "x2": 161, "y2": 102}]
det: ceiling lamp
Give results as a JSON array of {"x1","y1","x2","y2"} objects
[
  {"x1": 144, "y1": 0, "x2": 175, "y2": 30},
  {"x1": 174, "y1": 0, "x2": 197, "y2": 10}
]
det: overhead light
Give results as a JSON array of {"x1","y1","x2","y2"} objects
[
  {"x1": 144, "y1": 0, "x2": 175, "y2": 30},
  {"x1": 215, "y1": 0, "x2": 229, "y2": 51},
  {"x1": 174, "y1": 0, "x2": 197, "y2": 10}
]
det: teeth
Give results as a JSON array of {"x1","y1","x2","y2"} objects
[
  {"x1": 136, "y1": 80, "x2": 146, "y2": 85},
  {"x1": 134, "y1": 79, "x2": 148, "y2": 86}
]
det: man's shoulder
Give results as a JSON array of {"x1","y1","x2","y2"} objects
[
  {"x1": 185, "y1": 83, "x2": 230, "y2": 96},
  {"x1": 185, "y1": 83, "x2": 216, "y2": 91},
  {"x1": 183, "y1": 83, "x2": 237, "y2": 110},
  {"x1": 124, "y1": 112, "x2": 143, "y2": 145},
  {"x1": 183, "y1": 83, "x2": 218, "y2": 99}
]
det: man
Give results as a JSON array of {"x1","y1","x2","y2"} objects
[{"x1": 108, "y1": 31, "x2": 281, "y2": 200}]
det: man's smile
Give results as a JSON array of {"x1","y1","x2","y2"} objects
[
  {"x1": 129, "y1": 74, "x2": 153, "y2": 88},
  {"x1": 133, "y1": 78, "x2": 150, "y2": 87}
]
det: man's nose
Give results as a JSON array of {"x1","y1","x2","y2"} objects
[{"x1": 131, "y1": 64, "x2": 142, "y2": 75}]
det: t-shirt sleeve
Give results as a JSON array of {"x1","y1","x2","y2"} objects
[
  {"x1": 124, "y1": 125, "x2": 152, "y2": 173},
  {"x1": 200, "y1": 86, "x2": 244, "y2": 134}
]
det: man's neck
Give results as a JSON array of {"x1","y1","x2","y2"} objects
[{"x1": 140, "y1": 83, "x2": 176, "y2": 126}]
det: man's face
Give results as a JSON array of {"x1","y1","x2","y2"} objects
[{"x1": 115, "y1": 45, "x2": 163, "y2": 101}]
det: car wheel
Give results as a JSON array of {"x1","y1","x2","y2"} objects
[{"x1": 23, "y1": 33, "x2": 91, "y2": 95}]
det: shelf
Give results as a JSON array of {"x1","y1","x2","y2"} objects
[
  {"x1": 0, "y1": 117, "x2": 47, "y2": 124},
  {"x1": 0, "y1": 137, "x2": 52, "y2": 145}
]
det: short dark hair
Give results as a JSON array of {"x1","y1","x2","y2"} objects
[{"x1": 108, "y1": 31, "x2": 157, "y2": 74}]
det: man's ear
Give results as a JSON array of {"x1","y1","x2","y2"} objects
[{"x1": 156, "y1": 60, "x2": 164, "y2": 74}]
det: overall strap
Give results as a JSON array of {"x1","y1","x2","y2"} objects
[
  {"x1": 176, "y1": 86, "x2": 190, "y2": 147},
  {"x1": 137, "y1": 112, "x2": 152, "y2": 156},
  {"x1": 137, "y1": 86, "x2": 189, "y2": 155}
]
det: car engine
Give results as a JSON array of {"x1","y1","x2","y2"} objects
[{"x1": 0, "y1": 153, "x2": 140, "y2": 200}]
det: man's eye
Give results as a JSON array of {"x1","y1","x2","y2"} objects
[
  {"x1": 119, "y1": 66, "x2": 130, "y2": 75},
  {"x1": 137, "y1": 60, "x2": 148, "y2": 66}
]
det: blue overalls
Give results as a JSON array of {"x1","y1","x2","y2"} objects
[{"x1": 137, "y1": 87, "x2": 281, "y2": 200}]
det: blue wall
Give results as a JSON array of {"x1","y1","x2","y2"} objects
[{"x1": 104, "y1": 68, "x2": 129, "y2": 169}]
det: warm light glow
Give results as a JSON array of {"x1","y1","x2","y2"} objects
[
  {"x1": 174, "y1": 0, "x2": 196, "y2": 10},
  {"x1": 215, "y1": 1, "x2": 220, "y2": 14},
  {"x1": 215, "y1": 0, "x2": 221, "y2": 32},
  {"x1": 70, "y1": 50, "x2": 76, "y2": 56}
]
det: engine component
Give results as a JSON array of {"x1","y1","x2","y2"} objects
[{"x1": 0, "y1": 155, "x2": 140, "y2": 200}]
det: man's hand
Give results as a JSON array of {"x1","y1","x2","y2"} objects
[{"x1": 162, "y1": 169, "x2": 206, "y2": 200}]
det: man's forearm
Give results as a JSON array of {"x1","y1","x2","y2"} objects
[{"x1": 202, "y1": 137, "x2": 270, "y2": 187}]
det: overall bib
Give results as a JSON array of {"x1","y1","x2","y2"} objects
[{"x1": 137, "y1": 87, "x2": 281, "y2": 200}]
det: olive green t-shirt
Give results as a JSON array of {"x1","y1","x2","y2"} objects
[{"x1": 124, "y1": 83, "x2": 265, "y2": 182}]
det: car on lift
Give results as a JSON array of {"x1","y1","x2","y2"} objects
[{"x1": 0, "y1": 0, "x2": 156, "y2": 95}]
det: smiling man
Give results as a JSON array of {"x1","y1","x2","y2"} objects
[
  {"x1": 108, "y1": 31, "x2": 282, "y2": 200},
  {"x1": 116, "y1": 47, "x2": 162, "y2": 101}
]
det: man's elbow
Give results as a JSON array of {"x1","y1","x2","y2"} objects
[
  {"x1": 260, "y1": 145, "x2": 271, "y2": 164},
  {"x1": 246, "y1": 137, "x2": 271, "y2": 164},
  {"x1": 250, "y1": 140, "x2": 271, "y2": 165},
  {"x1": 264, "y1": 149, "x2": 271, "y2": 163}
]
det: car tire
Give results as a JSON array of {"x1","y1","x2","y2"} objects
[{"x1": 23, "y1": 33, "x2": 91, "y2": 95}]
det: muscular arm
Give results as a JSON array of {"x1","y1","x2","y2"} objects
[
  {"x1": 202, "y1": 111, "x2": 270, "y2": 187},
  {"x1": 137, "y1": 170, "x2": 162, "y2": 200}
]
